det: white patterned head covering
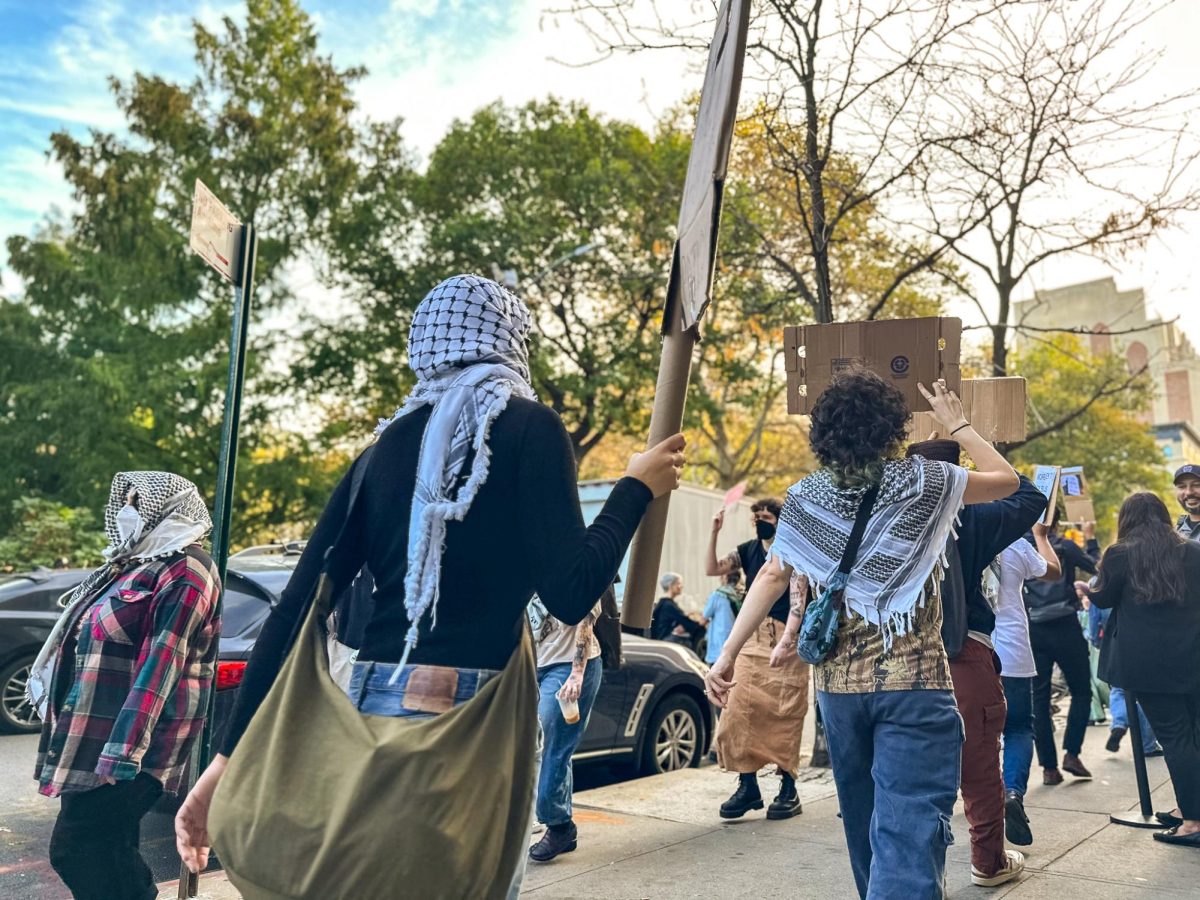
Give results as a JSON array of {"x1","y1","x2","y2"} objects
[
  {"x1": 67, "y1": 471, "x2": 213, "y2": 606},
  {"x1": 27, "y1": 471, "x2": 212, "y2": 717},
  {"x1": 374, "y1": 274, "x2": 537, "y2": 674}
]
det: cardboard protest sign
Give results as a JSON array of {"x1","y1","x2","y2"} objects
[
  {"x1": 785, "y1": 317, "x2": 961, "y2": 415},
  {"x1": 909, "y1": 376, "x2": 1027, "y2": 442},
  {"x1": 1032, "y1": 465, "x2": 1061, "y2": 526},
  {"x1": 1059, "y1": 465, "x2": 1095, "y2": 523}
]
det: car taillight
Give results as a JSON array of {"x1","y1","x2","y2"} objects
[{"x1": 217, "y1": 661, "x2": 247, "y2": 691}]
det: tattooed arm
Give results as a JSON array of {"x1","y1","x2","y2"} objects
[
  {"x1": 557, "y1": 613, "x2": 596, "y2": 703},
  {"x1": 769, "y1": 574, "x2": 809, "y2": 668}
]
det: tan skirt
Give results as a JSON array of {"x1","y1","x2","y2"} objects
[{"x1": 715, "y1": 618, "x2": 811, "y2": 777}]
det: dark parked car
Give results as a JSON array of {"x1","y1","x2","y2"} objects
[{"x1": 0, "y1": 556, "x2": 712, "y2": 775}]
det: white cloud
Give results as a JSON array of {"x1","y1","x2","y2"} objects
[{"x1": 339, "y1": 0, "x2": 697, "y2": 156}]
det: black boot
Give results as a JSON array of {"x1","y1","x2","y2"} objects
[
  {"x1": 719, "y1": 773, "x2": 764, "y2": 819},
  {"x1": 1105, "y1": 727, "x2": 1126, "y2": 752},
  {"x1": 767, "y1": 772, "x2": 802, "y2": 820},
  {"x1": 529, "y1": 821, "x2": 578, "y2": 862},
  {"x1": 1004, "y1": 790, "x2": 1033, "y2": 846}
]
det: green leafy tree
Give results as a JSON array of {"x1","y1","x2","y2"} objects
[
  {"x1": 0, "y1": 499, "x2": 109, "y2": 570},
  {"x1": 1008, "y1": 336, "x2": 1170, "y2": 537},
  {"x1": 301, "y1": 99, "x2": 690, "y2": 461},
  {"x1": 1, "y1": 0, "x2": 404, "y2": 545}
]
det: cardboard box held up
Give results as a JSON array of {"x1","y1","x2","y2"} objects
[
  {"x1": 909, "y1": 377, "x2": 1028, "y2": 442},
  {"x1": 785, "y1": 317, "x2": 962, "y2": 415},
  {"x1": 1059, "y1": 465, "x2": 1095, "y2": 523}
]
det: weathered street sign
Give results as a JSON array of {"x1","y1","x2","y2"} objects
[{"x1": 189, "y1": 179, "x2": 242, "y2": 285}]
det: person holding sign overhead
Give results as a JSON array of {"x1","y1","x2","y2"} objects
[{"x1": 707, "y1": 373, "x2": 1019, "y2": 899}]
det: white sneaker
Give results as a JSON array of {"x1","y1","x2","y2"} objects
[
  {"x1": 531, "y1": 821, "x2": 547, "y2": 836},
  {"x1": 971, "y1": 850, "x2": 1025, "y2": 887}
]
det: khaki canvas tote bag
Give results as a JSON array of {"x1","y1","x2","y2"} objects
[{"x1": 209, "y1": 450, "x2": 538, "y2": 899}]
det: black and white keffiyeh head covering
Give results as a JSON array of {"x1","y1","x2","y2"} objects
[
  {"x1": 374, "y1": 274, "x2": 537, "y2": 671},
  {"x1": 68, "y1": 471, "x2": 213, "y2": 606}
]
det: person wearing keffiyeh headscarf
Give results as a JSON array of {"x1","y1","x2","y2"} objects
[
  {"x1": 32, "y1": 471, "x2": 220, "y2": 900},
  {"x1": 706, "y1": 372, "x2": 1023, "y2": 899},
  {"x1": 175, "y1": 274, "x2": 685, "y2": 897}
]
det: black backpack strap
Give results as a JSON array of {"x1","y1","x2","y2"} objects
[{"x1": 836, "y1": 482, "x2": 881, "y2": 577}]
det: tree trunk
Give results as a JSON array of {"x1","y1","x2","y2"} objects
[{"x1": 991, "y1": 284, "x2": 1012, "y2": 376}]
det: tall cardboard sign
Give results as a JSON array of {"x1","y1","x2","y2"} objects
[
  {"x1": 1032, "y1": 465, "x2": 1061, "y2": 526},
  {"x1": 909, "y1": 377, "x2": 1028, "y2": 442},
  {"x1": 1060, "y1": 466, "x2": 1095, "y2": 523},
  {"x1": 785, "y1": 317, "x2": 962, "y2": 414}
]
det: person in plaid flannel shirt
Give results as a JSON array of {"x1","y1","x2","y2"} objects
[{"x1": 31, "y1": 471, "x2": 220, "y2": 900}]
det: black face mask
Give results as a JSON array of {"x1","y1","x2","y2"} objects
[{"x1": 756, "y1": 519, "x2": 777, "y2": 541}]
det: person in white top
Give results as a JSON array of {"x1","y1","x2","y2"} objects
[
  {"x1": 992, "y1": 522, "x2": 1061, "y2": 847},
  {"x1": 527, "y1": 596, "x2": 604, "y2": 863}
]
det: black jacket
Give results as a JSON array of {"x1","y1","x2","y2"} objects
[
  {"x1": 650, "y1": 596, "x2": 704, "y2": 642},
  {"x1": 1025, "y1": 534, "x2": 1099, "y2": 624},
  {"x1": 941, "y1": 475, "x2": 1048, "y2": 655},
  {"x1": 1093, "y1": 540, "x2": 1200, "y2": 695}
]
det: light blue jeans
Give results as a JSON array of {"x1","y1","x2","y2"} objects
[
  {"x1": 818, "y1": 689, "x2": 964, "y2": 900},
  {"x1": 535, "y1": 658, "x2": 603, "y2": 826},
  {"x1": 1110, "y1": 686, "x2": 1159, "y2": 753}
]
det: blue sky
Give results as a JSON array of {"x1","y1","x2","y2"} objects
[{"x1": 0, "y1": 0, "x2": 545, "y2": 249}]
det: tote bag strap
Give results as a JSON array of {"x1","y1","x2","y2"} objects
[{"x1": 284, "y1": 445, "x2": 376, "y2": 652}]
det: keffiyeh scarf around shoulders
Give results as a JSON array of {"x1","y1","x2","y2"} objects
[
  {"x1": 27, "y1": 471, "x2": 212, "y2": 716},
  {"x1": 374, "y1": 274, "x2": 537, "y2": 669},
  {"x1": 769, "y1": 456, "x2": 968, "y2": 648}
]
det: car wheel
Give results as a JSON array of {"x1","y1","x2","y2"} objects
[
  {"x1": 639, "y1": 692, "x2": 703, "y2": 776},
  {"x1": 0, "y1": 657, "x2": 42, "y2": 734}
]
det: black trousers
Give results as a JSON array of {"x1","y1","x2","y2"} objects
[
  {"x1": 49, "y1": 774, "x2": 164, "y2": 900},
  {"x1": 1137, "y1": 691, "x2": 1200, "y2": 820},
  {"x1": 1030, "y1": 614, "x2": 1092, "y2": 768}
]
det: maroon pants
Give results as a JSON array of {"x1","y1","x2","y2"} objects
[{"x1": 950, "y1": 639, "x2": 1008, "y2": 876}]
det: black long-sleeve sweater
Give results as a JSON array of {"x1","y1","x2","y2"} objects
[{"x1": 221, "y1": 398, "x2": 651, "y2": 755}]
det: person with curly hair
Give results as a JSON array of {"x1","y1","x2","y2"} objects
[
  {"x1": 706, "y1": 496, "x2": 808, "y2": 821},
  {"x1": 706, "y1": 371, "x2": 1019, "y2": 899}
]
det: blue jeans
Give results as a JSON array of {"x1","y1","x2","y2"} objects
[
  {"x1": 536, "y1": 657, "x2": 602, "y2": 827},
  {"x1": 343, "y1": 661, "x2": 498, "y2": 715},
  {"x1": 1001, "y1": 676, "x2": 1034, "y2": 796},
  {"x1": 818, "y1": 689, "x2": 963, "y2": 900},
  {"x1": 1110, "y1": 686, "x2": 1159, "y2": 752}
]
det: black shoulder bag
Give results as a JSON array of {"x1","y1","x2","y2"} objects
[{"x1": 796, "y1": 482, "x2": 881, "y2": 665}]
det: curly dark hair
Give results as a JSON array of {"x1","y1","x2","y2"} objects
[
  {"x1": 750, "y1": 497, "x2": 783, "y2": 518},
  {"x1": 809, "y1": 370, "x2": 910, "y2": 487}
]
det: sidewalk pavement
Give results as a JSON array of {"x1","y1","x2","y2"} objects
[{"x1": 160, "y1": 721, "x2": 1200, "y2": 899}]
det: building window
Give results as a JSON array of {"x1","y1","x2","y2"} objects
[{"x1": 1126, "y1": 341, "x2": 1148, "y2": 374}]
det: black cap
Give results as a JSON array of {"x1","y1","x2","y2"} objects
[{"x1": 1174, "y1": 463, "x2": 1200, "y2": 484}]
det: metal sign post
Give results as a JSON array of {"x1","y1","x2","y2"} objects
[
  {"x1": 178, "y1": 180, "x2": 258, "y2": 897},
  {"x1": 1109, "y1": 691, "x2": 1160, "y2": 828}
]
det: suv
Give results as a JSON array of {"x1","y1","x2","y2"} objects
[{"x1": 0, "y1": 559, "x2": 711, "y2": 776}]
